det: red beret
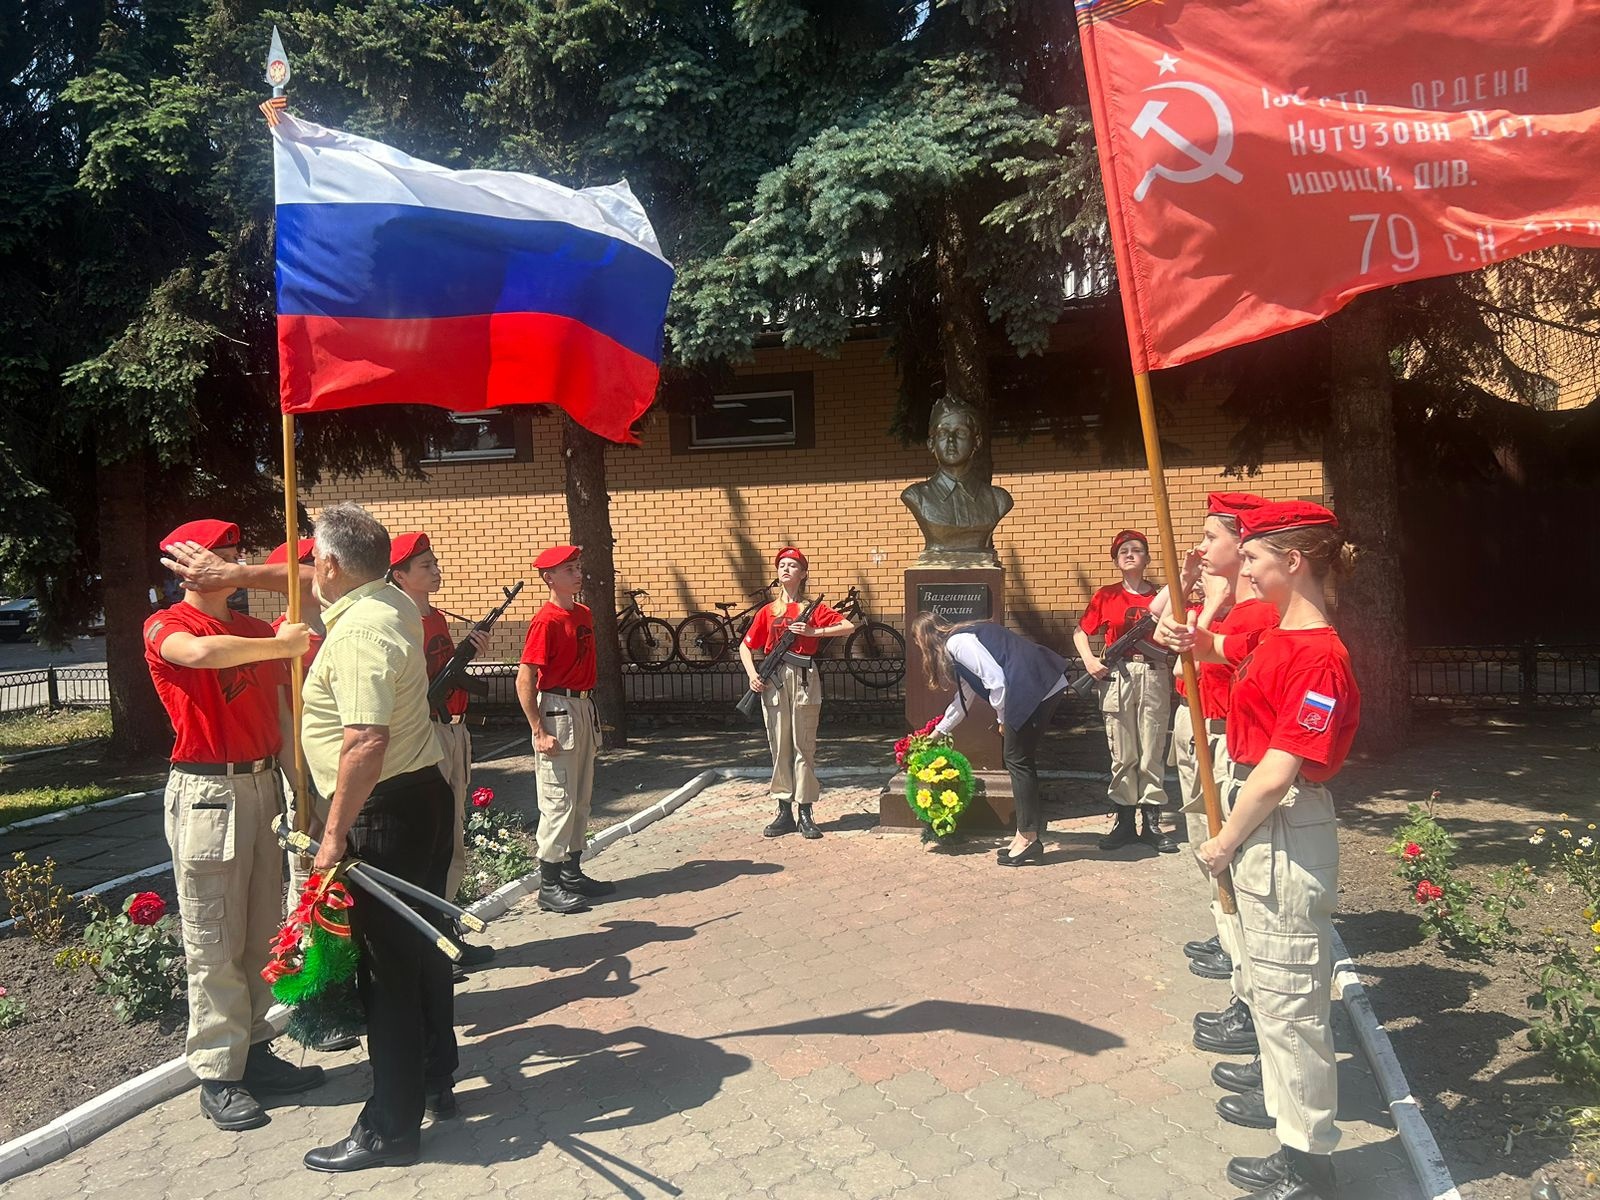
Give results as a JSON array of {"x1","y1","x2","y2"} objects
[
  {"x1": 161, "y1": 519, "x2": 239, "y2": 552},
  {"x1": 1207, "y1": 492, "x2": 1271, "y2": 519},
  {"x1": 389, "y1": 531, "x2": 431, "y2": 569},
  {"x1": 1109, "y1": 529, "x2": 1148, "y2": 558},
  {"x1": 265, "y1": 538, "x2": 315, "y2": 567},
  {"x1": 775, "y1": 547, "x2": 808, "y2": 569},
  {"x1": 1241, "y1": 500, "x2": 1339, "y2": 542},
  {"x1": 534, "y1": 544, "x2": 581, "y2": 571}
]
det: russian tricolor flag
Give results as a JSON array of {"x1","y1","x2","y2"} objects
[{"x1": 271, "y1": 116, "x2": 674, "y2": 444}]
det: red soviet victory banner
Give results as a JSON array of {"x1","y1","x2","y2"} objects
[{"x1": 1076, "y1": 0, "x2": 1600, "y2": 374}]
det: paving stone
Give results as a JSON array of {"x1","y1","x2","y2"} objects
[{"x1": 5, "y1": 778, "x2": 1428, "y2": 1200}]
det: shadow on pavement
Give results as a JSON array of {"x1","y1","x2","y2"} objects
[
  {"x1": 717, "y1": 998, "x2": 1125, "y2": 1057},
  {"x1": 607, "y1": 856, "x2": 782, "y2": 901}
]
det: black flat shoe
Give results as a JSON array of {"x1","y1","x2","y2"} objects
[
  {"x1": 425, "y1": 1085, "x2": 459, "y2": 1121},
  {"x1": 1217, "y1": 1088, "x2": 1275, "y2": 1129},
  {"x1": 304, "y1": 1126, "x2": 419, "y2": 1173},
  {"x1": 997, "y1": 840, "x2": 1044, "y2": 867}
]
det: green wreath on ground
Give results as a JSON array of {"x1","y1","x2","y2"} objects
[{"x1": 904, "y1": 746, "x2": 975, "y2": 839}]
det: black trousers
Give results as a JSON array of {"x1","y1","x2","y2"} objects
[
  {"x1": 346, "y1": 765, "x2": 457, "y2": 1142},
  {"x1": 1003, "y1": 692, "x2": 1061, "y2": 836}
]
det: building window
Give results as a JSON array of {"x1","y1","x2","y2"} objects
[
  {"x1": 670, "y1": 372, "x2": 816, "y2": 453},
  {"x1": 424, "y1": 410, "x2": 518, "y2": 462}
]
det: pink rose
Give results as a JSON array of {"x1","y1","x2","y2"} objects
[{"x1": 1402, "y1": 842, "x2": 1422, "y2": 860}]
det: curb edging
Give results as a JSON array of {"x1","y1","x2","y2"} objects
[
  {"x1": 1332, "y1": 928, "x2": 1463, "y2": 1200},
  {"x1": 0, "y1": 787, "x2": 160, "y2": 836}
]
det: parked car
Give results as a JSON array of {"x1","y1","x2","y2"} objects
[{"x1": 0, "y1": 595, "x2": 38, "y2": 642}]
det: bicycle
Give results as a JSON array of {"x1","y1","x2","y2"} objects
[
  {"x1": 675, "y1": 581, "x2": 775, "y2": 669},
  {"x1": 821, "y1": 586, "x2": 906, "y2": 689},
  {"x1": 616, "y1": 589, "x2": 677, "y2": 670}
]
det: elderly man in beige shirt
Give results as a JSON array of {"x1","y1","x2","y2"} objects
[{"x1": 297, "y1": 502, "x2": 458, "y2": 1175}]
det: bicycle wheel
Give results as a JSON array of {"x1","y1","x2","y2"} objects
[
  {"x1": 676, "y1": 613, "x2": 731, "y2": 668},
  {"x1": 845, "y1": 622, "x2": 906, "y2": 688},
  {"x1": 624, "y1": 616, "x2": 678, "y2": 670}
]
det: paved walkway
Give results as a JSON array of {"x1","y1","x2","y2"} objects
[{"x1": 8, "y1": 779, "x2": 1417, "y2": 1200}]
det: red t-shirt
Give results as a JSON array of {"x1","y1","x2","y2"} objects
[
  {"x1": 144, "y1": 604, "x2": 287, "y2": 763},
  {"x1": 520, "y1": 601, "x2": 597, "y2": 691},
  {"x1": 1197, "y1": 597, "x2": 1280, "y2": 721},
  {"x1": 420, "y1": 607, "x2": 468, "y2": 716},
  {"x1": 1224, "y1": 626, "x2": 1361, "y2": 782},
  {"x1": 742, "y1": 600, "x2": 844, "y2": 657},
  {"x1": 1078, "y1": 582, "x2": 1160, "y2": 645},
  {"x1": 270, "y1": 613, "x2": 323, "y2": 674}
]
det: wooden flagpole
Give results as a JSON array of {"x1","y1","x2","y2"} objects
[{"x1": 1132, "y1": 372, "x2": 1236, "y2": 914}]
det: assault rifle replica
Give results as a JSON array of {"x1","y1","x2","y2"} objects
[
  {"x1": 1068, "y1": 612, "x2": 1163, "y2": 697},
  {"x1": 428, "y1": 580, "x2": 524, "y2": 720},
  {"x1": 735, "y1": 594, "x2": 825, "y2": 721}
]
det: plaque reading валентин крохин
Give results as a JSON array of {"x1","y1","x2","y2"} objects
[{"x1": 916, "y1": 583, "x2": 992, "y2": 623}]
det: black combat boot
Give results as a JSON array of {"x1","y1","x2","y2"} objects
[
  {"x1": 1226, "y1": 1148, "x2": 1286, "y2": 1192},
  {"x1": 1098, "y1": 806, "x2": 1139, "y2": 850},
  {"x1": 1217, "y1": 1087, "x2": 1275, "y2": 1129},
  {"x1": 1194, "y1": 1000, "x2": 1258, "y2": 1053},
  {"x1": 1189, "y1": 946, "x2": 1233, "y2": 979},
  {"x1": 1140, "y1": 806, "x2": 1179, "y2": 853},
  {"x1": 1212, "y1": 1055, "x2": 1263, "y2": 1094},
  {"x1": 763, "y1": 801, "x2": 797, "y2": 837},
  {"x1": 537, "y1": 860, "x2": 589, "y2": 914},
  {"x1": 1194, "y1": 995, "x2": 1250, "y2": 1032},
  {"x1": 561, "y1": 851, "x2": 617, "y2": 897},
  {"x1": 1183, "y1": 933, "x2": 1223, "y2": 961},
  {"x1": 796, "y1": 804, "x2": 822, "y2": 840},
  {"x1": 1235, "y1": 1147, "x2": 1336, "y2": 1199}
]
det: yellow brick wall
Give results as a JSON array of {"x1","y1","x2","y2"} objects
[{"x1": 292, "y1": 337, "x2": 1325, "y2": 657}]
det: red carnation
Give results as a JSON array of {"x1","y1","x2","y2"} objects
[
  {"x1": 1402, "y1": 842, "x2": 1423, "y2": 860},
  {"x1": 127, "y1": 892, "x2": 166, "y2": 926},
  {"x1": 471, "y1": 787, "x2": 494, "y2": 809},
  {"x1": 1413, "y1": 880, "x2": 1444, "y2": 904}
]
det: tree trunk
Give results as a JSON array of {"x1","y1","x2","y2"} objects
[
  {"x1": 1326, "y1": 292, "x2": 1410, "y2": 756},
  {"x1": 97, "y1": 454, "x2": 169, "y2": 758},
  {"x1": 561, "y1": 414, "x2": 628, "y2": 747},
  {"x1": 934, "y1": 198, "x2": 994, "y2": 470}
]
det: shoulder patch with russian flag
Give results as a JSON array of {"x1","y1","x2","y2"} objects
[{"x1": 1297, "y1": 689, "x2": 1337, "y2": 733}]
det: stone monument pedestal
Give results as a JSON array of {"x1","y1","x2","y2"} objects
[{"x1": 878, "y1": 564, "x2": 1010, "y2": 830}]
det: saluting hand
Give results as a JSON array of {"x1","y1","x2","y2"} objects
[
  {"x1": 275, "y1": 621, "x2": 312, "y2": 657},
  {"x1": 160, "y1": 540, "x2": 234, "y2": 590}
]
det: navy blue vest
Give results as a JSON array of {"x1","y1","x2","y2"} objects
[{"x1": 950, "y1": 623, "x2": 1068, "y2": 728}]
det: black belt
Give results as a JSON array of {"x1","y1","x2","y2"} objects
[
  {"x1": 541, "y1": 686, "x2": 591, "y2": 699},
  {"x1": 1205, "y1": 719, "x2": 1227, "y2": 735},
  {"x1": 431, "y1": 714, "x2": 466, "y2": 725},
  {"x1": 174, "y1": 756, "x2": 276, "y2": 777}
]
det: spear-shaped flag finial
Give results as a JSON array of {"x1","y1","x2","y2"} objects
[{"x1": 265, "y1": 26, "x2": 291, "y2": 97}]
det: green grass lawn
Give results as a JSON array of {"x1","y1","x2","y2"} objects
[
  {"x1": 0, "y1": 782, "x2": 123, "y2": 826},
  {"x1": 0, "y1": 708, "x2": 112, "y2": 754}
]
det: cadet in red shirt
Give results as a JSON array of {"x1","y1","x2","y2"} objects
[
  {"x1": 737, "y1": 547, "x2": 853, "y2": 840},
  {"x1": 1071, "y1": 529, "x2": 1176, "y2": 853},
  {"x1": 515, "y1": 544, "x2": 612, "y2": 914},
  {"x1": 143, "y1": 519, "x2": 323, "y2": 1132},
  {"x1": 389, "y1": 532, "x2": 493, "y2": 969},
  {"x1": 1159, "y1": 500, "x2": 1359, "y2": 1200}
]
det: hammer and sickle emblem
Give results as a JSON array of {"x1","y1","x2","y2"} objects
[{"x1": 1130, "y1": 81, "x2": 1244, "y2": 201}]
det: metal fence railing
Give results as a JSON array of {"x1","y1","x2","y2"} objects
[
  {"x1": 4, "y1": 644, "x2": 1596, "y2": 722},
  {"x1": 1409, "y1": 644, "x2": 1600, "y2": 707},
  {"x1": 0, "y1": 666, "x2": 112, "y2": 715}
]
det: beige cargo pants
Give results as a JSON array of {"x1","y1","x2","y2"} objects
[
  {"x1": 163, "y1": 766, "x2": 284, "y2": 1081},
  {"x1": 432, "y1": 719, "x2": 472, "y2": 896},
  {"x1": 761, "y1": 659, "x2": 822, "y2": 807},
  {"x1": 1098, "y1": 659, "x2": 1171, "y2": 807},
  {"x1": 1173, "y1": 703, "x2": 1247, "y2": 998},
  {"x1": 1226, "y1": 775, "x2": 1342, "y2": 1155},
  {"x1": 534, "y1": 692, "x2": 599, "y2": 863}
]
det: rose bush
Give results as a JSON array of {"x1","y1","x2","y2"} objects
[
  {"x1": 54, "y1": 892, "x2": 183, "y2": 1024},
  {"x1": 455, "y1": 788, "x2": 536, "y2": 905}
]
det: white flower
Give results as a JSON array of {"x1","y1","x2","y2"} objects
[
  {"x1": 1529, "y1": 834, "x2": 1547, "y2": 846},
  {"x1": 1582, "y1": 837, "x2": 1595, "y2": 849}
]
